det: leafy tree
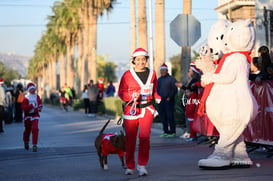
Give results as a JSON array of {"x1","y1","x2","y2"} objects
[
  {"x1": 97, "y1": 55, "x2": 117, "y2": 84},
  {"x1": 169, "y1": 54, "x2": 181, "y2": 81},
  {"x1": 169, "y1": 50, "x2": 200, "y2": 82},
  {"x1": 0, "y1": 62, "x2": 20, "y2": 85}
]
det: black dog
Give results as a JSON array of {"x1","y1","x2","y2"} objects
[{"x1": 94, "y1": 120, "x2": 126, "y2": 170}]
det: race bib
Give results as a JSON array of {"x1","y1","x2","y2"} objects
[{"x1": 140, "y1": 84, "x2": 153, "y2": 97}]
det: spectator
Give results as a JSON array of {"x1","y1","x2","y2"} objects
[
  {"x1": 97, "y1": 78, "x2": 104, "y2": 100},
  {"x1": 106, "y1": 81, "x2": 116, "y2": 97},
  {"x1": 176, "y1": 62, "x2": 202, "y2": 138},
  {"x1": 14, "y1": 83, "x2": 24, "y2": 123},
  {"x1": 184, "y1": 85, "x2": 199, "y2": 141},
  {"x1": 64, "y1": 83, "x2": 73, "y2": 105},
  {"x1": 249, "y1": 57, "x2": 261, "y2": 82},
  {"x1": 157, "y1": 63, "x2": 178, "y2": 138},
  {"x1": 21, "y1": 82, "x2": 43, "y2": 152},
  {"x1": 118, "y1": 48, "x2": 161, "y2": 176},
  {"x1": 266, "y1": 63, "x2": 273, "y2": 80},
  {"x1": 59, "y1": 86, "x2": 68, "y2": 111},
  {"x1": 87, "y1": 80, "x2": 99, "y2": 117},
  {"x1": 82, "y1": 84, "x2": 90, "y2": 115},
  {"x1": 258, "y1": 46, "x2": 272, "y2": 74},
  {"x1": 0, "y1": 78, "x2": 7, "y2": 133}
]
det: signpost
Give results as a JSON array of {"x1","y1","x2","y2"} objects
[
  {"x1": 170, "y1": 14, "x2": 201, "y2": 47},
  {"x1": 170, "y1": 14, "x2": 201, "y2": 82}
]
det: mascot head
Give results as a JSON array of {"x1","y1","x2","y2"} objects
[
  {"x1": 226, "y1": 19, "x2": 256, "y2": 52},
  {"x1": 207, "y1": 19, "x2": 230, "y2": 60}
]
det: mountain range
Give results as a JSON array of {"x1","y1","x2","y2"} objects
[{"x1": 0, "y1": 52, "x2": 30, "y2": 77}]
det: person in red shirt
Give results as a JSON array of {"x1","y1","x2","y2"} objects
[
  {"x1": 185, "y1": 85, "x2": 199, "y2": 141},
  {"x1": 21, "y1": 82, "x2": 42, "y2": 152}
]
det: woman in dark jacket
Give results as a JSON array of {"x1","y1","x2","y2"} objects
[{"x1": 14, "y1": 83, "x2": 24, "y2": 122}]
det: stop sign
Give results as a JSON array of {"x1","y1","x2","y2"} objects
[{"x1": 170, "y1": 14, "x2": 201, "y2": 46}]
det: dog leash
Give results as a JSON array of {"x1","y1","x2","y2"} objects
[{"x1": 126, "y1": 97, "x2": 137, "y2": 116}]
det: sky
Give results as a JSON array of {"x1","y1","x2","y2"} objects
[{"x1": 0, "y1": 0, "x2": 218, "y2": 63}]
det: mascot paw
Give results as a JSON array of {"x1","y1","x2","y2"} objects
[
  {"x1": 198, "y1": 158, "x2": 231, "y2": 169},
  {"x1": 195, "y1": 44, "x2": 215, "y2": 73},
  {"x1": 198, "y1": 152, "x2": 231, "y2": 169}
]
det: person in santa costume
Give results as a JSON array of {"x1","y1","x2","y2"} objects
[
  {"x1": 118, "y1": 48, "x2": 161, "y2": 176},
  {"x1": 21, "y1": 82, "x2": 43, "y2": 152}
]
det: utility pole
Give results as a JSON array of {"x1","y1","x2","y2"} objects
[{"x1": 180, "y1": 0, "x2": 192, "y2": 84}]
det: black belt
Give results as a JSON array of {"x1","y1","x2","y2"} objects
[
  {"x1": 126, "y1": 101, "x2": 152, "y2": 108},
  {"x1": 25, "y1": 112, "x2": 38, "y2": 116}
]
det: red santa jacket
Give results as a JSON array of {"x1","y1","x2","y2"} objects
[
  {"x1": 21, "y1": 93, "x2": 42, "y2": 121},
  {"x1": 118, "y1": 68, "x2": 161, "y2": 120},
  {"x1": 101, "y1": 134, "x2": 125, "y2": 157}
]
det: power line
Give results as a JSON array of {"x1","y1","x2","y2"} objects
[{"x1": 0, "y1": 18, "x2": 218, "y2": 28}]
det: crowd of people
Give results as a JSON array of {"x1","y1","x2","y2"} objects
[
  {"x1": 116, "y1": 45, "x2": 273, "y2": 176},
  {"x1": 0, "y1": 80, "x2": 32, "y2": 133},
  {"x1": 1, "y1": 45, "x2": 272, "y2": 173},
  {"x1": 0, "y1": 80, "x2": 43, "y2": 152}
]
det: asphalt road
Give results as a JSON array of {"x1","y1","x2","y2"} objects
[{"x1": 0, "y1": 105, "x2": 273, "y2": 181}]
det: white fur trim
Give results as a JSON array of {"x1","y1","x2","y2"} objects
[
  {"x1": 132, "y1": 51, "x2": 149, "y2": 57},
  {"x1": 192, "y1": 66, "x2": 201, "y2": 74},
  {"x1": 28, "y1": 86, "x2": 36, "y2": 91}
]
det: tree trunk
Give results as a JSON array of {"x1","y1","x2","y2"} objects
[
  {"x1": 66, "y1": 34, "x2": 74, "y2": 88},
  {"x1": 138, "y1": 0, "x2": 148, "y2": 50},
  {"x1": 59, "y1": 52, "x2": 66, "y2": 88},
  {"x1": 51, "y1": 57, "x2": 57, "y2": 91},
  {"x1": 89, "y1": 14, "x2": 98, "y2": 83},
  {"x1": 130, "y1": 0, "x2": 137, "y2": 54},
  {"x1": 77, "y1": 27, "x2": 84, "y2": 94},
  {"x1": 155, "y1": 0, "x2": 165, "y2": 77}
]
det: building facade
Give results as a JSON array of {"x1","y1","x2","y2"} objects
[{"x1": 215, "y1": 0, "x2": 273, "y2": 56}]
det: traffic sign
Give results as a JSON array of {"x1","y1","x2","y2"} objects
[{"x1": 170, "y1": 14, "x2": 201, "y2": 46}]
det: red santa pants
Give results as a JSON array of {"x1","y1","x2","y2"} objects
[
  {"x1": 124, "y1": 110, "x2": 153, "y2": 170},
  {"x1": 23, "y1": 119, "x2": 39, "y2": 145}
]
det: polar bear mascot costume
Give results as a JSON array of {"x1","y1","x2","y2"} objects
[{"x1": 197, "y1": 19, "x2": 258, "y2": 169}]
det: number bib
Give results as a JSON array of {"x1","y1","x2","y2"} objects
[{"x1": 140, "y1": 84, "x2": 153, "y2": 98}]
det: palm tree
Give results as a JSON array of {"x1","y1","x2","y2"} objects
[
  {"x1": 88, "y1": 0, "x2": 115, "y2": 83},
  {"x1": 138, "y1": 0, "x2": 148, "y2": 50},
  {"x1": 154, "y1": 0, "x2": 165, "y2": 77},
  {"x1": 28, "y1": 0, "x2": 117, "y2": 97},
  {"x1": 130, "y1": 0, "x2": 137, "y2": 55}
]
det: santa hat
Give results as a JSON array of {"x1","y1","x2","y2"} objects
[
  {"x1": 98, "y1": 78, "x2": 103, "y2": 84},
  {"x1": 0, "y1": 78, "x2": 3, "y2": 85},
  {"x1": 27, "y1": 82, "x2": 36, "y2": 91},
  {"x1": 160, "y1": 63, "x2": 168, "y2": 70},
  {"x1": 131, "y1": 48, "x2": 149, "y2": 58},
  {"x1": 190, "y1": 62, "x2": 201, "y2": 74}
]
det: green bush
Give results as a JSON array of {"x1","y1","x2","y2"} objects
[
  {"x1": 71, "y1": 97, "x2": 123, "y2": 117},
  {"x1": 103, "y1": 97, "x2": 123, "y2": 116}
]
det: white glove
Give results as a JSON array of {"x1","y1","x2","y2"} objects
[{"x1": 31, "y1": 102, "x2": 37, "y2": 108}]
